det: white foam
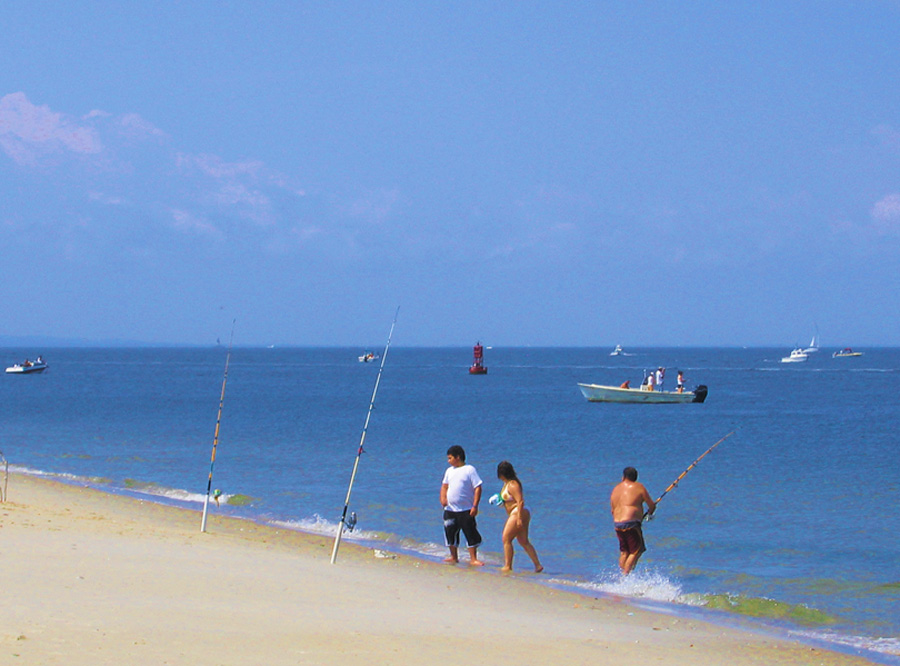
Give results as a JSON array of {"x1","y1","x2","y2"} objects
[
  {"x1": 269, "y1": 514, "x2": 382, "y2": 542},
  {"x1": 130, "y1": 485, "x2": 211, "y2": 504},
  {"x1": 578, "y1": 570, "x2": 684, "y2": 603},
  {"x1": 791, "y1": 629, "x2": 900, "y2": 658}
]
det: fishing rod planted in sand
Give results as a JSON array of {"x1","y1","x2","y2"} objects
[
  {"x1": 643, "y1": 429, "x2": 736, "y2": 522},
  {"x1": 200, "y1": 319, "x2": 236, "y2": 533},
  {"x1": 331, "y1": 307, "x2": 399, "y2": 564}
]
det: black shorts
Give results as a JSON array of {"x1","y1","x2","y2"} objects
[{"x1": 443, "y1": 509, "x2": 482, "y2": 548}]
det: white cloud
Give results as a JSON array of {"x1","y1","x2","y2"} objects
[
  {"x1": 0, "y1": 92, "x2": 103, "y2": 165},
  {"x1": 118, "y1": 113, "x2": 167, "y2": 139},
  {"x1": 89, "y1": 191, "x2": 128, "y2": 206},
  {"x1": 871, "y1": 193, "x2": 900, "y2": 235},
  {"x1": 0, "y1": 94, "x2": 317, "y2": 251},
  {"x1": 170, "y1": 209, "x2": 223, "y2": 239},
  {"x1": 341, "y1": 188, "x2": 400, "y2": 225},
  {"x1": 177, "y1": 153, "x2": 264, "y2": 179}
]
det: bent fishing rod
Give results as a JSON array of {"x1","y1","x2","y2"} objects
[
  {"x1": 200, "y1": 319, "x2": 236, "y2": 533},
  {"x1": 331, "y1": 307, "x2": 400, "y2": 564},
  {"x1": 643, "y1": 429, "x2": 736, "y2": 521}
]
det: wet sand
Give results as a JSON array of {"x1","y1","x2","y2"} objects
[{"x1": 0, "y1": 474, "x2": 877, "y2": 665}]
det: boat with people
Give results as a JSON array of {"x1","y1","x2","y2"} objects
[
  {"x1": 358, "y1": 352, "x2": 379, "y2": 363},
  {"x1": 781, "y1": 348, "x2": 808, "y2": 363},
  {"x1": 6, "y1": 356, "x2": 47, "y2": 374},
  {"x1": 610, "y1": 344, "x2": 624, "y2": 356},
  {"x1": 577, "y1": 382, "x2": 707, "y2": 404},
  {"x1": 832, "y1": 347, "x2": 863, "y2": 358}
]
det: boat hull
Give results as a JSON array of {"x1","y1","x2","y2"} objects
[
  {"x1": 578, "y1": 383, "x2": 707, "y2": 404},
  {"x1": 6, "y1": 363, "x2": 47, "y2": 374},
  {"x1": 781, "y1": 350, "x2": 808, "y2": 363}
]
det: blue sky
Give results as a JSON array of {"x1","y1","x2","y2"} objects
[{"x1": 2, "y1": 2, "x2": 899, "y2": 347}]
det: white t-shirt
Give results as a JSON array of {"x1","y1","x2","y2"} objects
[{"x1": 442, "y1": 464, "x2": 483, "y2": 512}]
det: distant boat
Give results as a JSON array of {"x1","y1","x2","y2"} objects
[
  {"x1": 610, "y1": 344, "x2": 624, "y2": 356},
  {"x1": 833, "y1": 348, "x2": 863, "y2": 358},
  {"x1": 469, "y1": 342, "x2": 487, "y2": 375},
  {"x1": 358, "y1": 352, "x2": 379, "y2": 363},
  {"x1": 6, "y1": 357, "x2": 47, "y2": 374},
  {"x1": 803, "y1": 329, "x2": 820, "y2": 354},
  {"x1": 781, "y1": 348, "x2": 808, "y2": 363},
  {"x1": 577, "y1": 383, "x2": 708, "y2": 404}
]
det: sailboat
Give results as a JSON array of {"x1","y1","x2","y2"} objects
[{"x1": 802, "y1": 327, "x2": 820, "y2": 354}]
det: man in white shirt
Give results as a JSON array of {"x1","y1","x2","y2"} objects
[{"x1": 440, "y1": 445, "x2": 484, "y2": 565}]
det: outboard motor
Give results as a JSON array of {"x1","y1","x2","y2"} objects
[{"x1": 692, "y1": 385, "x2": 709, "y2": 403}]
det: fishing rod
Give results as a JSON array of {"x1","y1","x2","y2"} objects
[
  {"x1": 643, "y1": 429, "x2": 736, "y2": 521},
  {"x1": 0, "y1": 450, "x2": 7, "y2": 502},
  {"x1": 331, "y1": 307, "x2": 400, "y2": 564},
  {"x1": 200, "y1": 319, "x2": 236, "y2": 533}
]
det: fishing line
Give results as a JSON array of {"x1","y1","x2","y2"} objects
[
  {"x1": 331, "y1": 307, "x2": 399, "y2": 564},
  {"x1": 643, "y1": 429, "x2": 736, "y2": 521},
  {"x1": 200, "y1": 318, "x2": 236, "y2": 533}
]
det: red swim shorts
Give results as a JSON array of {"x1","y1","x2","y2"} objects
[{"x1": 615, "y1": 523, "x2": 646, "y2": 554}]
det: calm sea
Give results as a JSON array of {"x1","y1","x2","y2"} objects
[{"x1": 2, "y1": 346, "x2": 897, "y2": 663}]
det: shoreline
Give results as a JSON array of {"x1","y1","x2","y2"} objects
[{"x1": 0, "y1": 473, "x2": 881, "y2": 665}]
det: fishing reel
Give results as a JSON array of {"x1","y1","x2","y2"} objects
[{"x1": 344, "y1": 511, "x2": 358, "y2": 533}]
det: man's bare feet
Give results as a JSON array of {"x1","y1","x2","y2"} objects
[
  {"x1": 500, "y1": 566, "x2": 512, "y2": 573},
  {"x1": 469, "y1": 559, "x2": 485, "y2": 566},
  {"x1": 443, "y1": 556, "x2": 459, "y2": 564},
  {"x1": 534, "y1": 565, "x2": 544, "y2": 573}
]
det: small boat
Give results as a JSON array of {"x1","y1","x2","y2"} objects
[
  {"x1": 803, "y1": 330, "x2": 820, "y2": 354},
  {"x1": 469, "y1": 342, "x2": 487, "y2": 375},
  {"x1": 578, "y1": 383, "x2": 707, "y2": 404},
  {"x1": 781, "y1": 348, "x2": 808, "y2": 363},
  {"x1": 833, "y1": 347, "x2": 863, "y2": 358},
  {"x1": 610, "y1": 344, "x2": 624, "y2": 356},
  {"x1": 6, "y1": 357, "x2": 48, "y2": 374},
  {"x1": 358, "y1": 352, "x2": 379, "y2": 363}
]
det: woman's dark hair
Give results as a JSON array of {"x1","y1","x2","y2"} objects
[{"x1": 497, "y1": 460, "x2": 520, "y2": 482}]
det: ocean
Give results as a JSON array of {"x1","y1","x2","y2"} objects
[{"x1": 2, "y1": 346, "x2": 898, "y2": 663}]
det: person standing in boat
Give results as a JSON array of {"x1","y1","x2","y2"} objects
[
  {"x1": 646, "y1": 371, "x2": 656, "y2": 391},
  {"x1": 440, "y1": 445, "x2": 484, "y2": 566},
  {"x1": 610, "y1": 466, "x2": 655, "y2": 575},
  {"x1": 676, "y1": 370, "x2": 685, "y2": 393},
  {"x1": 495, "y1": 460, "x2": 543, "y2": 573},
  {"x1": 655, "y1": 367, "x2": 665, "y2": 392}
]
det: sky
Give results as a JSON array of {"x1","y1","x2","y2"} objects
[{"x1": 2, "y1": 2, "x2": 899, "y2": 347}]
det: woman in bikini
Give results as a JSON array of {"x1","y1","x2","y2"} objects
[{"x1": 496, "y1": 460, "x2": 543, "y2": 573}]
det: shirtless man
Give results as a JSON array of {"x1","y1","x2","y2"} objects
[{"x1": 610, "y1": 467, "x2": 656, "y2": 574}]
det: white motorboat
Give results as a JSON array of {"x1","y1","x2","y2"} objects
[
  {"x1": 833, "y1": 347, "x2": 863, "y2": 358},
  {"x1": 610, "y1": 344, "x2": 624, "y2": 356},
  {"x1": 577, "y1": 383, "x2": 707, "y2": 404},
  {"x1": 6, "y1": 358, "x2": 47, "y2": 374},
  {"x1": 358, "y1": 352, "x2": 379, "y2": 363},
  {"x1": 781, "y1": 348, "x2": 808, "y2": 363}
]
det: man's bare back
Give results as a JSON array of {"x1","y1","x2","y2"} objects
[{"x1": 610, "y1": 480, "x2": 655, "y2": 522}]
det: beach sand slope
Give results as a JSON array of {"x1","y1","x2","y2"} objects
[{"x1": 0, "y1": 475, "x2": 876, "y2": 665}]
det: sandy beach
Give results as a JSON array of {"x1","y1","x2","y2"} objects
[{"x1": 0, "y1": 474, "x2": 876, "y2": 666}]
